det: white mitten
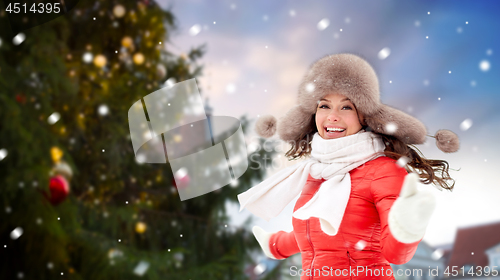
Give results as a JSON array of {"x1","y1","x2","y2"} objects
[
  {"x1": 252, "y1": 226, "x2": 277, "y2": 259},
  {"x1": 388, "y1": 173, "x2": 436, "y2": 243}
]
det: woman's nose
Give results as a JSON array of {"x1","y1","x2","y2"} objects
[{"x1": 327, "y1": 112, "x2": 340, "y2": 122}]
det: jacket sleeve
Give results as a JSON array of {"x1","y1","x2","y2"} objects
[
  {"x1": 268, "y1": 230, "x2": 300, "y2": 259},
  {"x1": 371, "y1": 161, "x2": 422, "y2": 265}
]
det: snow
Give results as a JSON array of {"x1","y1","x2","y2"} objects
[
  {"x1": 385, "y1": 122, "x2": 398, "y2": 134},
  {"x1": 47, "y1": 112, "x2": 61, "y2": 125},
  {"x1": 0, "y1": 148, "x2": 7, "y2": 161},
  {"x1": 10, "y1": 227, "x2": 23, "y2": 240},
  {"x1": 98, "y1": 104, "x2": 109, "y2": 116},
  {"x1": 305, "y1": 83, "x2": 315, "y2": 93},
  {"x1": 479, "y1": 60, "x2": 491, "y2": 72},
  {"x1": 317, "y1": 18, "x2": 330, "y2": 30},
  {"x1": 189, "y1": 24, "x2": 201, "y2": 36},
  {"x1": 460, "y1": 119, "x2": 473, "y2": 131},
  {"x1": 82, "y1": 52, "x2": 93, "y2": 63},
  {"x1": 378, "y1": 48, "x2": 391, "y2": 60},
  {"x1": 13, "y1": 33, "x2": 25, "y2": 45}
]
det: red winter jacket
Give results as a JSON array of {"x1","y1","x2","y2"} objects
[{"x1": 269, "y1": 157, "x2": 422, "y2": 280}]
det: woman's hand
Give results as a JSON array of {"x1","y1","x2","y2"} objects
[
  {"x1": 252, "y1": 226, "x2": 277, "y2": 259},
  {"x1": 388, "y1": 173, "x2": 436, "y2": 243}
]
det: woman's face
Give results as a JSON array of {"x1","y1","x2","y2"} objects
[{"x1": 315, "y1": 93, "x2": 363, "y2": 139}]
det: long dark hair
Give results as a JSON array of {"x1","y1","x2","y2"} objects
[{"x1": 285, "y1": 114, "x2": 455, "y2": 191}]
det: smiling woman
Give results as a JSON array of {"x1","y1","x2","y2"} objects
[{"x1": 238, "y1": 53, "x2": 460, "y2": 280}]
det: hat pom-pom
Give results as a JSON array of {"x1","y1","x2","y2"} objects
[
  {"x1": 255, "y1": 115, "x2": 277, "y2": 138},
  {"x1": 435, "y1": 129, "x2": 460, "y2": 153}
]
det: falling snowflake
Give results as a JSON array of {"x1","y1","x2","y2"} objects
[
  {"x1": 0, "y1": 148, "x2": 7, "y2": 161},
  {"x1": 317, "y1": 18, "x2": 330, "y2": 30},
  {"x1": 10, "y1": 227, "x2": 23, "y2": 240},
  {"x1": 13, "y1": 33, "x2": 26, "y2": 45},
  {"x1": 164, "y1": 77, "x2": 176, "y2": 88},
  {"x1": 133, "y1": 261, "x2": 150, "y2": 276},
  {"x1": 289, "y1": 10, "x2": 296, "y2": 17},
  {"x1": 345, "y1": 17, "x2": 351, "y2": 24},
  {"x1": 396, "y1": 156, "x2": 410, "y2": 168},
  {"x1": 305, "y1": 83, "x2": 315, "y2": 92},
  {"x1": 254, "y1": 263, "x2": 267, "y2": 275},
  {"x1": 98, "y1": 104, "x2": 109, "y2": 116},
  {"x1": 226, "y1": 83, "x2": 236, "y2": 94},
  {"x1": 457, "y1": 27, "x2": 463, "y2": 33},
  {"x1": 486, "y1": 49, "x2": 493, "y2": 56},
  {"x1": 355, "y1": 240, "x2": 367, "y2": 251},
  {"x1": 136, "y1": 153, "x2": 146, "y2": 164},
  {"x1": 431, "y1": 249, "x2": 444, "y2": 260},
  {"x1": 47, "y1": 112, "x2": 61, "y2": 125},
  {"x1": 479, "y1": 60, "x2": 491, "y2": 72},
  {"x1": 262, "y1": 15, "x2": 269, "y2": 21},
  {"x1": 385, "y1": 123, "x2": 398, "y2": 134},
  {"x1": 460, "y1": 119, "x2": 473, "y2": 131},
  {"x1": 470, "y1": 80, "x2": 476, "y2": 87},
  {"x1": 189, "y1": 25, "x2": 201, "y2": 36},
  {"x1": 378, "y1": 48, "x2": 391, "y2": 60},
  {"x1": 82, "y1": 52, "x2": 93, "y2": 63},
  {"x1": 175, "y1": 168, "x2": 188, "y2": 180},
  {"x1": 414, "y1": 20, "x2": 421, "y2": 27},
  {"x1": 230, "y1": 180, "x2": 239, "y2": 187}
]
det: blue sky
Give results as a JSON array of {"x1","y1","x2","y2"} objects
[{"x1": 158, "y1": 0, "x2": 500, "y2": 246}]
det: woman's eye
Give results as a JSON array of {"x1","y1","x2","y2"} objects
[
  {"x1": 342, "y1": 105, "x2": 352, "y2": 110},
  {"x1": 319, "y1": 104, "x2": 329, "y2": 109}
]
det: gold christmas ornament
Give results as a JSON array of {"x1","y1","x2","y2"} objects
[
  {"x1": 133, "y1": 53, "x2": 145, "y2": 65},
  {"x1": 121, "y1": 36, "x2": 134, "y2": 49},
  {"x1": 50, "y1": 147, "x2": 63, "y2": 163},
  {"x1": 135, "y1": 222, "x2": 147, "y2": 234},
  {"x1": 113, "y1": 4, "x2": 126, "y2": 18},
  {"x1": 93, "y1": 54, "x2": 107, "y2": 68}
]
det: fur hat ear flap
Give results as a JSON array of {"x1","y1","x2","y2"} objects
[
  {"x1": 365, "y1": 105, "x2": 427, "y2": 145},
  {"x1": 434, "y1": 129, "x2": 460, "y2": 153},
  {"x1": 255, "y1": 115, "x2": 278, "y2": 138}
]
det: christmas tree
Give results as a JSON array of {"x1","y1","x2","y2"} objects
[{"x1": 0, "y1": 0, "x2": 275, "y2": 279}]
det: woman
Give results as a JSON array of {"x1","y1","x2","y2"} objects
[{"x1": 238, "y1": 54, "x2": 459, "y2": 279}]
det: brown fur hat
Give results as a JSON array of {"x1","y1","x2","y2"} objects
[{"x1": 255, "y1": 53, "x2": 459, "y2": 152}]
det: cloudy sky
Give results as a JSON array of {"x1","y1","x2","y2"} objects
[{"x1": 157, "y1": 0, "x2": 500, "y2": 247}]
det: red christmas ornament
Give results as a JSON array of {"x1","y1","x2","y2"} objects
[
  {"x1": 45, "y1": 175, "x2": 70, "y2": 205},
  {"x1": 15, "y1": 94, "x2": 26, "y2": 104}
]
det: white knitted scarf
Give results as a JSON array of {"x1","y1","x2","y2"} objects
[{"x1": 238, "y1": 130, "x2": 385, "y2": 236}]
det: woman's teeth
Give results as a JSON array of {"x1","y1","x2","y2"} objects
[{"x1": 326, "y1": 128, "x2": 345, "y2": 132}]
